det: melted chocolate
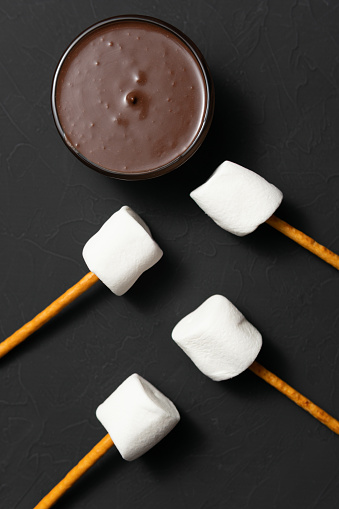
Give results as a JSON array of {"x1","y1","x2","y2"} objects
[{"x1": 55, "y1": 19, "x2": 207, "y2": 175}]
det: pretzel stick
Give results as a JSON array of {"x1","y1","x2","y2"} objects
[
  {"x1": 266, "y1": 215, "x2": 339, "y2": 270},
  {"x1": 249, "y1": 360, "x2": 339, "y2": 434},
  {"x1": 0, "y1": 271, "x2": 99, "y2": 359},
  {"x1": 34, "y1": 433, "x2": 114, "y2": 509}
]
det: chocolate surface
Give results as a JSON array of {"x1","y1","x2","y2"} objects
[{"x1": 55, "y1": 20, "x2": 207, "y2": 174}]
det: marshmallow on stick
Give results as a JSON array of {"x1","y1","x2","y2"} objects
[
  {"x1": 172, "y1": 295, "x2": 339, "y2": 434},
  {"x1": 190, "y1": 161, "x2": 339, "y2": 270},
  {"x1": 34, "y1": 374, "x2": 180, "y2": 509},
  {"x1": 0, "y1": 206, "x2": 163, "y2": 358}
]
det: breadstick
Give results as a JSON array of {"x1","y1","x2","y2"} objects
[
  {"x1": 0, "y1": 272, "x2": 99, "y2": 359},
  {"x1": 249, "y1": 361, "x2": 339, "y2": 434},
  {"x1": 34, "y1": 374, "x2": 180, "y2": 508},
  {"x1": 266, "y1": 215, "x2": 339, "y2": 270},
  {"x1": 34, "y1": 434, "x2": 114, "y2": 509},
  {"x1": 1, "y1": 206, "x2": 163, "y2": 359},
  {"x1": 190, "y1": 161, "x2": 339, "y2": 270},
  {"x1": 172, "y1": 294, "x2": 339, "y2": 435}
]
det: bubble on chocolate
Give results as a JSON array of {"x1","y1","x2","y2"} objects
[
  {"x1": 136, "y1": 71, "x2": 147, "y2": 85},
  {"x1": 126, "y1": 92, "x2": 138, "y2": 105}
]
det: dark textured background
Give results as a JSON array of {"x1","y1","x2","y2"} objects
[{"x1": 1, "y1": 1, "x2": 339, "y2": 508}]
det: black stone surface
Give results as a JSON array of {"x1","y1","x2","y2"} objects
[{"x1": 1, "y1": 1, "x2": 339, "y2": 508}]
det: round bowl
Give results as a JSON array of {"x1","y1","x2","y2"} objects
[{"x1": 52, "y1": 15, "x2": 214, "y2": 180}]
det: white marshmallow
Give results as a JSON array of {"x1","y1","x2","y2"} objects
[
  {"x1": 190, "y1": 161, "x2": 283, "y2": 236},
  {"x1": 96, "y1": 374, "x2": 180, "y2": 461},
  {"x1": 172, "y1": 295, "x2": 262, "y2": 381},
  {"x1": 83, "y1": 206, "x2": 163, "y2": 296}
]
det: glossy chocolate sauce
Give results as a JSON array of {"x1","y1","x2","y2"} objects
[{"x1": 54, "y1": 19, "x2": 208, "y2": 176}]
